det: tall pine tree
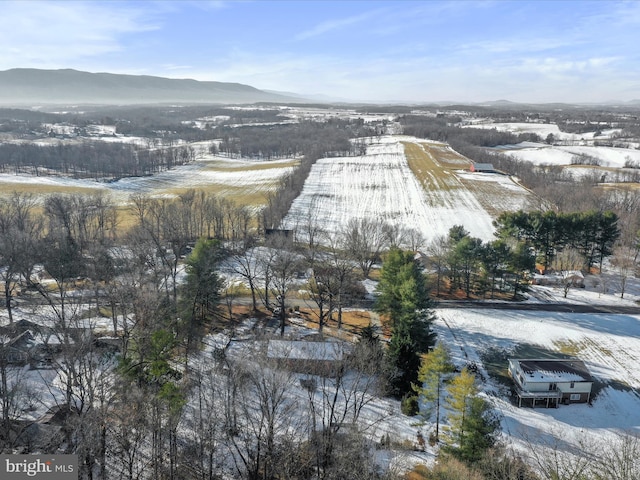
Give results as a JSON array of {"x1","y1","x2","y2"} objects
[
  {"x1": 179, "y1": 237, "x2": 224, "y2": 350},
  {"x1": 376, "y1": 248, "x2": 436, "y2": 397}
]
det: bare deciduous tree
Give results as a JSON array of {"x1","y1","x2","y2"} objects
[
  {"x1": 343, "y1": 218, "x2": 388, "y2": 278},
  {"x1": 610, "y1": 244, "x2": 636, "y2": 299}
]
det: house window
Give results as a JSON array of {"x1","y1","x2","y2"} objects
[
  {"x1": 548, "y1": 383, "x2": 557, "y2": 391},
  {"x1": 570, "y1": 393, "x2": 581, "y2": 401},
  {"x1": 570, "y1": 381, "x2": 575, "y2": 389}
]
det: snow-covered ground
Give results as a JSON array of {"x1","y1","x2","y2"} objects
[
  {"x1": 501, "y1": 143, "x2": 640, "y2": 169},
  {"x1": 3, "y1": 269, "x2": 639, "y2": 473},
  {"x1": 432, "y1": 276, "x2": 640, "y2": 464},
  {"x1": 281, "y1": 136, "x2": 536, "y2": 246},
  {"x1": 0, "y1": 153, "x2": 295, "y2": 203},
  {"x1": 466, "y1": 122, "x2": 622, "y2": 143}
]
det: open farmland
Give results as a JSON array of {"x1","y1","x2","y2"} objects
[
  {"x1": 282, "y1": 135, "x2": 540, "y2": 245},
  {"x1": 466, "y1": 121, "x2": 623, "y2": 143},
  {"x1": 500, "y1": 143, "x2": 640, "y2": 169},
  {"x1": 0, "y1": 153, "x2": 297, "y2": 209},
  {"x1": 468, "y1": 120, "x2": 640, "y2": 184}
]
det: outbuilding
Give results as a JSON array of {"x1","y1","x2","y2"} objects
[
  {"x1": 267, "y1": 339, "x2": 350, "y2": 376},
  {"x1": 469, "y1": 162, "x2": 495, "y2": 173}
]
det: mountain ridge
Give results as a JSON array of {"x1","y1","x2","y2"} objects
[{"x1": 0, "y1": 68, "x2": 304, "y2": 105}]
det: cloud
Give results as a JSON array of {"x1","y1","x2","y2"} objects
[
  {"x1": 294, "y1": 7, "x2": 387, "y2": 41},
  {"x1": 517, "y1": 56, "x2": 620, "y2": 75},
  {"x1": 0, "y1": 1, "x2": 159, "y2": 69}
]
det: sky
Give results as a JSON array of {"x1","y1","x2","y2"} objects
[{"x1": 1, "y1": 0, "x2": 639, "y2": 104}]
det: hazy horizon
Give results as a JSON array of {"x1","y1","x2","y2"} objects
[{"x1": 2, "y1": 1, "x2": 639, "y2": 104}]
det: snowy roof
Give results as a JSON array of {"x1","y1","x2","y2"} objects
[
  {"x1": 267, "y1": 339, "x2": 348, "y2": 362},
  {"x1": 511, "y1": 358, "x2": 592, "y2": 383}
]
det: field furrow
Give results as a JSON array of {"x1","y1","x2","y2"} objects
[{"x1": 283, "y1": 136, "x2": 537, "y2": 246}]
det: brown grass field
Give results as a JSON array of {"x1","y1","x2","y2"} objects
[
  {"x1": 403, "y1": 140, "x2": 541, "y2": 215},
  {"x1": 0, "y1": 182, "x2": 107, "y2": 196},
  {"x1": 403, "y1": 142, "x2": 462, "y2": 193}
]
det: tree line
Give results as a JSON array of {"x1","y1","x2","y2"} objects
[
  {"x1": 1, "y1": 108, "x2": 376, "y2": 181},
  {"x1": 0, "y1": 140, "x2": 195, "y2": 179},
  {"x1": 214, "y1": 119, "x2": 375, "y2": 160},
  {"x1": 494, "y1": 210, "x2": 620, "y2": 273}
]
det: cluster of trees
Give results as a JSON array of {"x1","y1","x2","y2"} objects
[
  {"x1": 0, "y1": 140, "x2": 195, "y2": 179},
  {"x1": 372, "y1": 249, "x2": 499, "y2": 465},
  {"x1": 416, "y1": 344, "x2": 499, "y2": 463},
  {"x1": 423, "y1": 209, "x2": 622, "y2": 300},
  {"x1": 215, "y1": 119, "x2": 374, "y2": 160},
  {"x1": 0, "y1": 188, "x2": 416, "y2": 478},
  {"x1": 494, "y1": 210, "x2": 620, "y2": 273},
  {"x1": 426, "y1": 226, "x2": 534, "y2": 299}
]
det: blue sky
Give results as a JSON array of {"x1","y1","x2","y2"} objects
[{"x1": 2, "y1": 0, "x2": 639, "y2": 103}]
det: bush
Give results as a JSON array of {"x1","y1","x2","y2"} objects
[{"x1": 401, "y1": 393, "x2": 420, "y2": 416}]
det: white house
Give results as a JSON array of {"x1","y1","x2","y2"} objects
[{"x1": 508, "y1": 358, "x2": 593, "y2": 408}]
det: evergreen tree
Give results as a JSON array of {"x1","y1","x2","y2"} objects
[
  {"x1": 376, "y1": 248, "x2": 436, "y2": 397},
  {"x1": 452, "y1": 236, "x2": 483, "y2": 297},
  {"x1": 507, "y1": 240, "x2": 536, "y2": 299},
  {"x1": 456, "y1": 397, "x2": 499, "y2": 463},
  {"x1": 444, "y1": 368, "x2": 499, "y2": 463},
  {"x1": 179, "y1": 237, "x2": 224, "y2": 349},
  {"x1": 445, "y1": 367, "x2": 478, "y2": 447}
]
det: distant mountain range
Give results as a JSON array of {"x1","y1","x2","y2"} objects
[{"x1": 0, "y1": 68, "x2": 305, "y2": 105}]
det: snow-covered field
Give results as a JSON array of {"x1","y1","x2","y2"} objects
[
  {"x1": 281, "y1": 136, "x2": 537, "y2": 246},
  {"x1": 465, "y1": 121, "x2": 640, "y2": 181},
  {"x1": 501, "y1": 143, "x2": 640, "y2": 169},
  {"x1": 466, "y1": 121, "x2": 622, "y2": 143},
  {"x1": 0, "y1": 153, "x2": 295, "y2": 205}
]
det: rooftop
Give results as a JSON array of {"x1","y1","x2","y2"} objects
[
  {"x1": 267, "y1": 339, "x2": 349, "y2": 362},
  {"x1": 511, "y1": 358, "x2": 593, "y2": 383}
]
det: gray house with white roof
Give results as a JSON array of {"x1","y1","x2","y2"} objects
[{"x1": 508, "y1": 358, "x2": 593, "y2": 407}]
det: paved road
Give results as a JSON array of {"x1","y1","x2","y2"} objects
[
  {"x1": 16, "y1": 292, "x2": 637, "y2": 316},
  {"x1": 434, "y1": 300, "x2": 640, "y2": 314}
]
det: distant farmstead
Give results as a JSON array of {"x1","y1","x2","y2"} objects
[
  {"x1": 470, "y1": 162, "x2": 495, "y2": 173},
  {"x1": 508, "y1": 358, "x2": 593, "y2": 408}
]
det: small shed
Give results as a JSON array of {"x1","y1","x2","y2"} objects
[
  {"x1": 509, "y1": 358, "x2": 593, "y2": 407},
  {"x1": 470, "y1": 162, "x2": 495, "y2": 173}
]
